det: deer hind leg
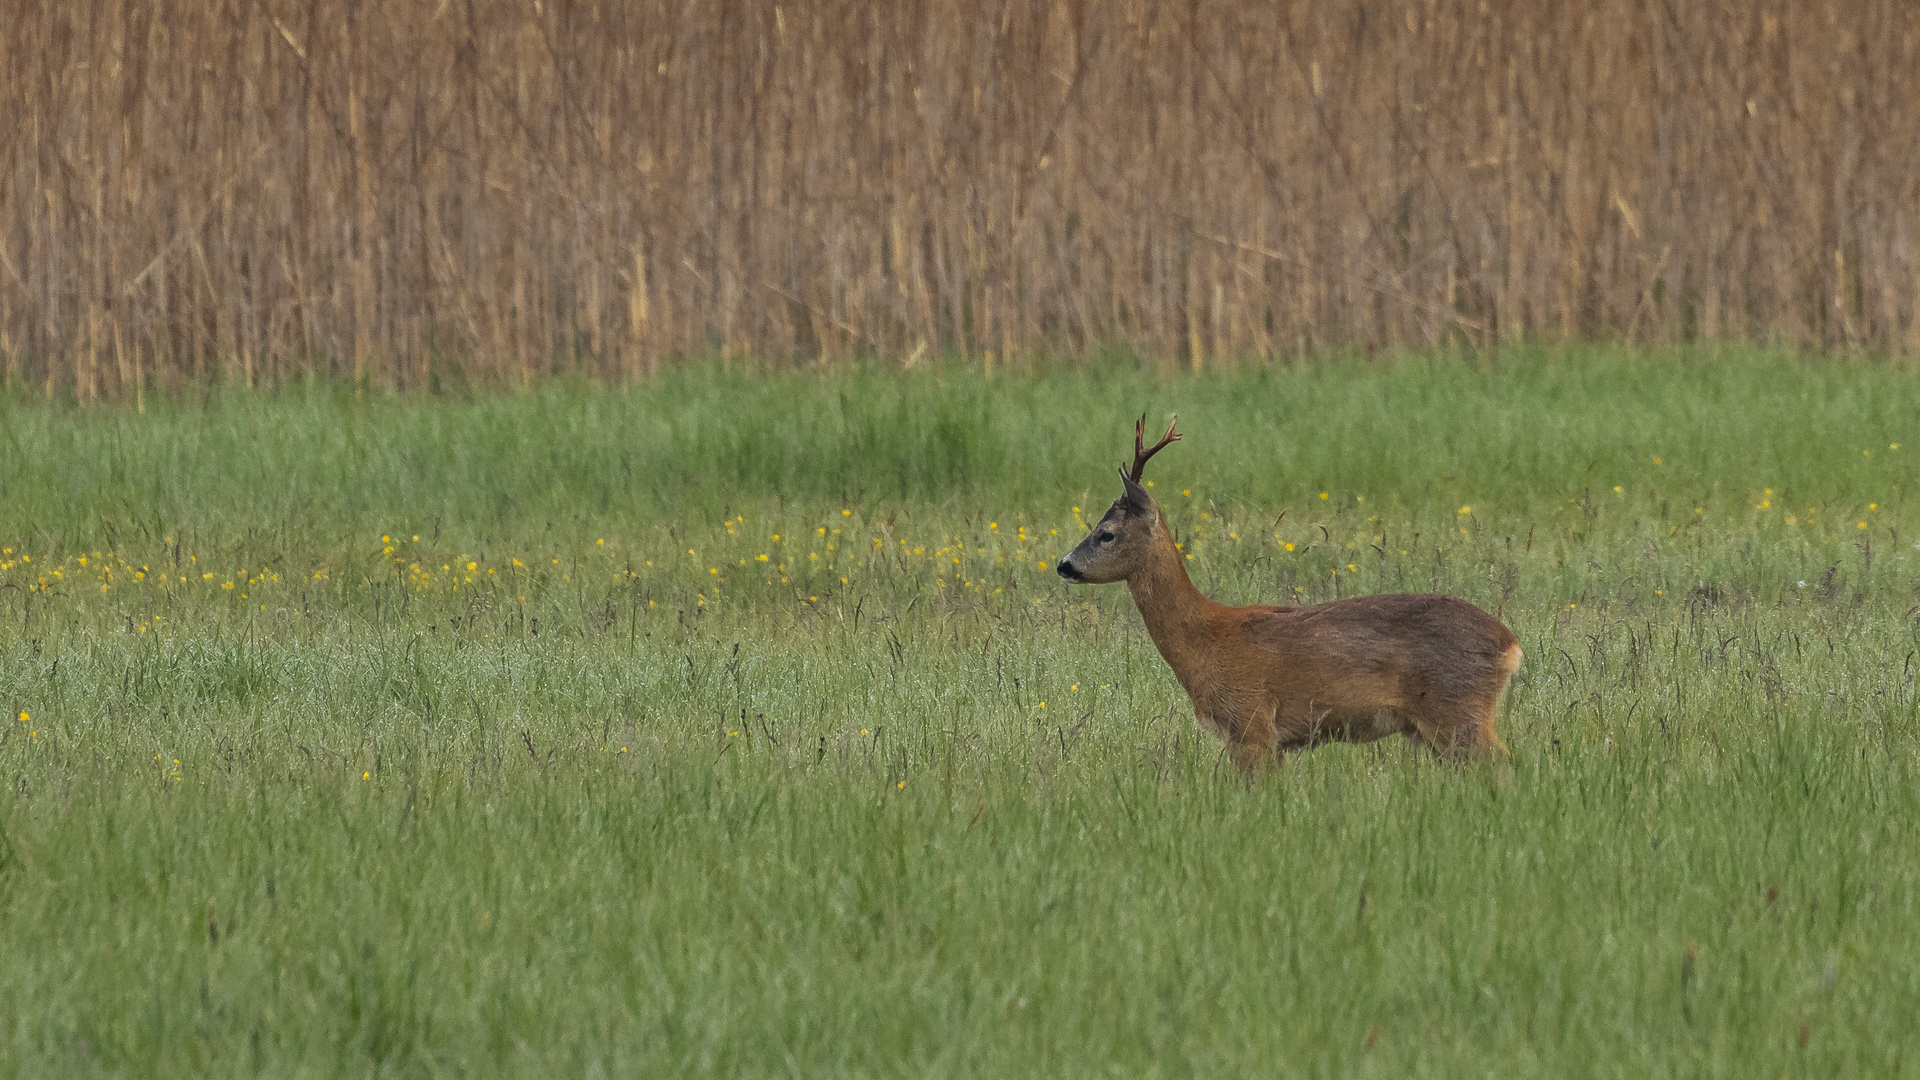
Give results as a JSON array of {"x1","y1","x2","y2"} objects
[
  {"x1": 1476, "y1": 642, "x2": 1523, "y2": 760},
  {"x1": 1403, "y1": 642, "x2": 1523, "y2": 762},
  {"x1": 1407, "y1": 693, "x2": 1513, "y2": 762}
]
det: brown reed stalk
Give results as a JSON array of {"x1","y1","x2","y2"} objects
[{"x1": 2, "y1": 0, "x2": 1918, "y2": 398}]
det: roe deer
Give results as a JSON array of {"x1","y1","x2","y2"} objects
[{"x1": 1056, "y1": 416, "x2": 1521, "y2": 775}]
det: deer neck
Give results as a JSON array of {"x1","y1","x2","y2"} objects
[{"x1": 1124, "y1": 514, "x2": 1221, "y2": 677}]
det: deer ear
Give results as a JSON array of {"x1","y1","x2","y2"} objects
[{"x1": 1118, "y1": 467, "x2": 1155, "y2": 516}]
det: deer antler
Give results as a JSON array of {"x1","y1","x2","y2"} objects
[{"x1": 1128, "y1": 413, "x2": 1181, "y2": 482}]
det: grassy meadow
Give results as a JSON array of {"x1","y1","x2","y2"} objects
[{"x1": 3, "y1": 349, "x2": 1919, "y2": 1076}]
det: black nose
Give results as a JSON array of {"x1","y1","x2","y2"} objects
[{"x1": 1056, "y1": 559, "x2": 1083, "y2": 582}]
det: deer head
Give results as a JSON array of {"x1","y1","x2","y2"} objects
[{"x1": 1056, "y1": 415, "x2": 1180, "y2": 585}]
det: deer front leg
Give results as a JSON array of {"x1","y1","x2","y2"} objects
[
  {"x1": 1216, "y1": 704, "x2": 1280, "y2": 781},
  {"x1": 1226, "y1": 737, "x2": 1280, "y2": 780}
]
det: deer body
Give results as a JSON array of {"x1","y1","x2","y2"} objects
[{"x1": 1059, "y1": 418, "x2": 1520, "y2": 774}]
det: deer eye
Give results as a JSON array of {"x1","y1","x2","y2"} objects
[{"x1": 1097, "y1": 531, "x2": 1114, "y2": 543}]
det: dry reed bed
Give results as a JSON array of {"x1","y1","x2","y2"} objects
[{"x1": 4, "y1": 0, "x2": 1918, "y2": 396}]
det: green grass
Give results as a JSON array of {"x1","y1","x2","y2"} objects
[{"x1": 3, "y1": 347, "x2": 1919, "y2": 1077}]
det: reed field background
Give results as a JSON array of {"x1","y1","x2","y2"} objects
[
  {"x1": 3, "y1": 350, "x2": 1920, "y2": 1075},
  {"x1": 7, "y1": 0, "x2": 1920, "y2": 398}
]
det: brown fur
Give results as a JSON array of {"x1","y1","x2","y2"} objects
[{"x1": 1059, "y1": 432, "x2": 1520, "y2": 776}]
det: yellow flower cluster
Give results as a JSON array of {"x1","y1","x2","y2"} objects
[{"x1": 7, "y1": 476, "x2": 1903, "y2": 624}]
